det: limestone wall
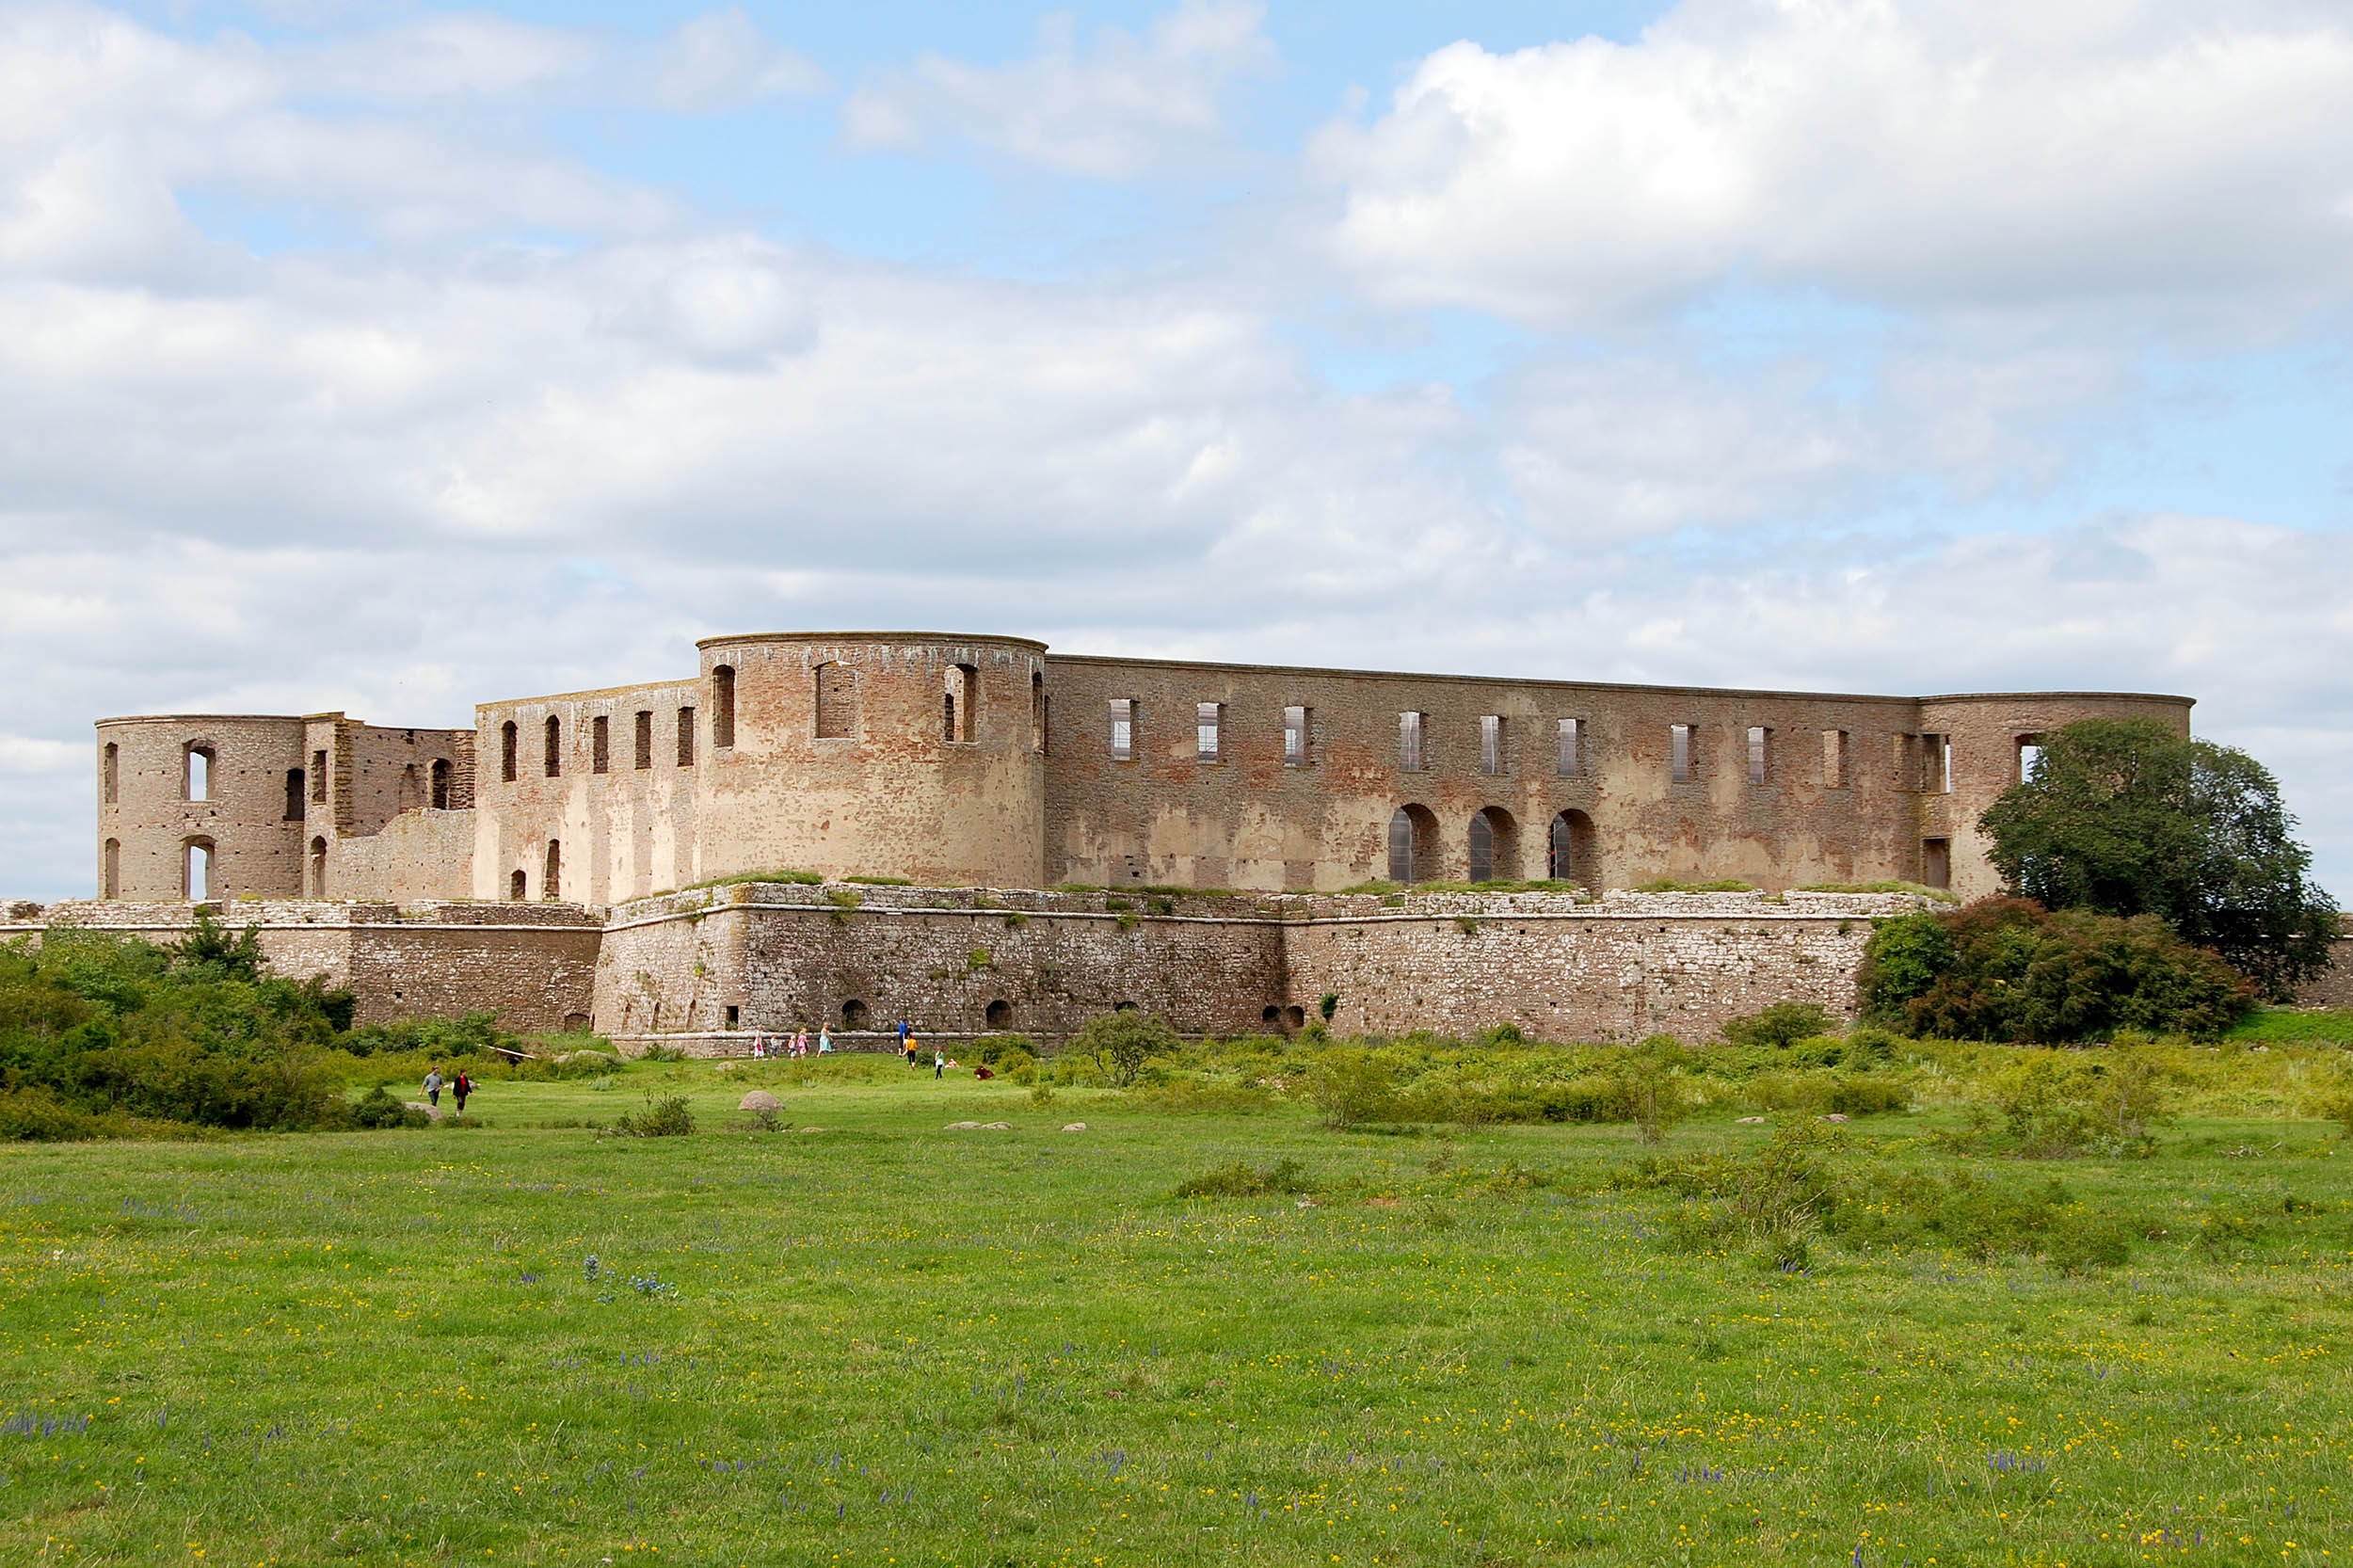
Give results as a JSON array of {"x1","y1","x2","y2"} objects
[{"x1": 11, "y1": 899, "x2": 600, "y2": 1031}]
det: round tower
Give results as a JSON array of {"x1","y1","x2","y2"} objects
[
  {"x1": 691, "y1": 632, "x2": 1048, "y2": 888},
  {"x1": 94, "y1": 715, "x2": 310, "y2": 900}
]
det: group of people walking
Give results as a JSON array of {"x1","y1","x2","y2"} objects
[
  {"x1": 750, "y1": 1027, "x2": 831, "y2": 1060},
  {"x1": 420, "y1": 1065, "x2": 472, "y2": 1115}
]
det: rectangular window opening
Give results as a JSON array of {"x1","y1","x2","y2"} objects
[
  {"x1": 2017, "y1": 734, "x2": 2043, "y2": 782},
  {"x1": 591, "y1": 715, "x2": 610, "y2": 774},
  {"x1": 1399, "y1": 711, "x2": 1424, "y2": 772},
  {"x1": 1748, "y1": 726, "x2": 1771, "y2": 786},
  {"x1": 634, "y1": 711, "x2": 653, "y2": 770},
  {"x1": 1284, "y1": 706, "x2": 1309, "y2": 767},
  {"x1": 543, "y1": 715, "x2": 561, "y2": 777},
  {"x1": 1671, "y1": 724, "x2": 1695, "y2": 783},
  {"x1": 1196, "y1": 701, "x2": 1222, "y2": 762},
  {"x1": 1108, "y1": 698, "x2": 1134, "y2": 762},
  {"x1": 1556, "y1": 718, "x2": 1582, "y2": 778},
  {"x1": 103, "y1": 743, "x2": 119, "y2": 805},
  {"x1": 1923, "y1": 837, "x2": 1952, "y2": 890},
  {"x1": 1480, "y1": 715, "x2": 1504, "y2": 776},
  {"x1": 1823, "y1": 729, "x2": 1850, "y2": 790},
  {"x1": 677, "y1": 707, "x2": 696, "y2": 766}
]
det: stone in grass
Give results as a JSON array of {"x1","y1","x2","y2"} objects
[
  {"x1": 1062, "y1": 1122, "x2": 1089, "y2": 1132},
  {"x1": 800, "y1": 1126, "x2": 824, "y2": 1134},
  {"x1": 1736, "y1": 1115, "x2": 1769, "y2": 1125},
  {"x1": 1819, "y1": 1112, "x2": 1850, "y2": 1123},
  {"x1": 405, "y1": 1101, "x2": 442, "y2": 1122},
  {"x1": 739, "y1": 1090, "x2": 783, "y2": 1113},
  {"x1": 946, "y1": 1121, "x2": 982, "y2": 1130},
  {"x1": 981, "y1": 1122, "x2": 1013, "y2": 1130}
]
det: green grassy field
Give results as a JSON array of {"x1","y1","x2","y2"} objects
[{"x1": 4, "y1": 1051, "x2": 2349, "y2": 1567}]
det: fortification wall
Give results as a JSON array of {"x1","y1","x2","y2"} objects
[
  {"x1": 96, "y1": 715, "x2": 309, "y2": 900},
  {"x1": 13, "y1": 900, "x2": 600, "y2": 1031},
  {"x1": 328, "y1": 809, "x2": 478, "y2": 903},
  {"x1": 591, "y1": 883, "x2": 1932, "y2": 1046}
]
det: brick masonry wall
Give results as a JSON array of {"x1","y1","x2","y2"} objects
[{"x1": 97, "y1": 715, "x2": 309, "y2": 899}]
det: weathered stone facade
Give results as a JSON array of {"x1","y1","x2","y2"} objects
[
  {"x1": 88, "y1": 631, "x2": 2193, "y2": 908},
  {"x1": 35, "y1": 631, "x2": 2229, "y2": 1041}
]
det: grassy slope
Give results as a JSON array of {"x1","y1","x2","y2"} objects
[{"x1": 2, "y1": 1059, "x2": 2348, "y2": 1566}]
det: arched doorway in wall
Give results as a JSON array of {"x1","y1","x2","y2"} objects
[
  {"x1": 985, "y1": 999, "x2": 1013, "y2": 1030},
  {"x1": 1387, "y1": 805, "x2": 1439, "y2": 884},
  {"x1": 1468, "y1": 808, "x2": 1519, "y2": 884},
  {"x1": 509, "y1": 869, "x2": 526, "y2": 901},
  {"x1": 430, "y1": 759, "x2": 450, "y2": 809},
  {"x1": 310, "y1": 837, "x2": 328, "y2": 896},
  {"x1": 840, "y1": 999, "x2": 869, "y2": 1030},
  {"x1": 1548, "y1": 809, "x2": 1599, "y2": 891}
]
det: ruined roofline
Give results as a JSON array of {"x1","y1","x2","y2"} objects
[
  {"x1": 1048, "y1": 652, "x2": 2193, "y2": 709},
  {"x1": 94, "y1": 712, "x2": 472, "y2": 731},
  {"x1": 693, "y1": 631, "x2": 1050, "y2": 653},
  {"x1": 473, "y1": 677, "x2": 699, "y2": 712}
]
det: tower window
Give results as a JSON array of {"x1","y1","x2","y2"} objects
[
  {"x1": 103, "y1": 839, "x2": 120, "y2": 899},
  {"x1": 183, "y1": 744, "x2": 213, "y2": 802},
  {"x1": 1823, "y1": 729, "x2": 1850, "y2": 790},
  {"x1": 677, "y1": 707, "x2": 696, "y2": 765},
  {"x1": 544, "y1": 715, "x2": 561, "y2": 777},
  {"x1": 591, "y1": 715, "x2": 609, "y2": 774},
  {"x1": 1032, "y1": 672, "x2": 1048, "y2": 754},
  {"x1": 183, "y1": 838, "x2": 214, "y2": 902},
  {"x1": 500, "y1": 723, "x2": 518, "y2": 782},
  {"x1": 635, "y1": 711, "x2": 654, "y2": 769},
  {"x1": 712, "y1": 664, "x2": 735, "y2": 749},
  {"x1": 1480, "y1": 715, "x2": 1504, "y2": 776},
  {"x1": 1284, "y1": 706, "x2": 1309, "y2": 766},
  {"x1": 1748, "y1": 726, "x2": 1772, "y2": 785},
  {"x1": 312, "y1": 750, "x2": 328, "y2": 802},
  {"x1": 945, "y1": 664, "x2": 979, "y2": 743},
  {"x1": 1109, "y1": 699, "x2": 1134, "y2": 762},
  {"x1": 815, "y1": 664, "x2": 856, "y2": 739},
  {"x1": 544, "y1": 840, "x2": 562, "y2": 900},
  {"x1": 1196, "y1": 702, "x2": 1223, "y2": 762},
  {"x1": 430, "y1": 758, "x2": 451, "y2": 808},
  {"x1": 284, "y1": 768, "x2": 304, "y2": 822},
  {"x1": 1399, "y1": 712, "x2": 1424, "y2": 772},
  {"x1": 103, "y1": 743, "x2": 118, "y2": 804},
  {"x1": 1672, "y1": 724, "x2": 1696, "y2": 782}
]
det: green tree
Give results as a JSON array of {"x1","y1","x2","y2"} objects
[
  {"x1": 1979, "y1": 718, "x2": 2337, "y2": 999},
  {"x1": 1071, "y1": 1009, "x2": 1181, "y2": 1087}
]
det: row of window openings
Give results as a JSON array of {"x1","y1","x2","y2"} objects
[
  {"x1": 106, "y1": 744, "x2": 453, "y2": 813},
  {"x1": 1112, "y1": 703, "x2": 1316, "y2": 765},
  {"x1": 503, "y1": 710, "x2": 693, "y2": 782},
  {"x1": 1378, "y1": 809, "x2": 1954, "y2": 890}
]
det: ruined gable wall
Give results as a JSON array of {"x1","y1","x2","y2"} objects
[{"x1": 95, "y1": 716, "x2": 308, "y2": 900}]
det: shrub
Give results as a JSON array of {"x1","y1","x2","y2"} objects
[
  {"x1": 1306, "y1": 1048, "x2": 1397, "y2": 1129},
  {"x1": 974, "y1": 1034, "x2": 1037, "y2": 1072},
  {"x1": 1073, "y1": 1010, "x2": 1181, "y2": 1087},
  {"x1": 1613, "y1": 1036, "x2": 1693, "y2": 1144},
  {"x1": 1721, "y1": 1002, "x2": 1833, "y2": 1050},
  {"x1": 1169, "y1": 1157, "x2": 1314, "y2": 1199},
  {"x1": 349, "y1": 1086, "x2": 429, "y2": 1129},
  {"x1": 1857, "y1": 898, "x2": 2254, "y2": 1042},
  {"x1": 0, "y1": 1085, "x2": 117, "y2": 1142},
  {"x1": 611, "y1": 1096, "x2": 694, "y2": 1137}
]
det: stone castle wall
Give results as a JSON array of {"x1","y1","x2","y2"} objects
[{"x1": 5, "y1": 900, "x2": 600, "y2": 1032}]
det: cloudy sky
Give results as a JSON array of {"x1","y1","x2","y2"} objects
[{"x1": 4, "y1": 0, "x2": 2350, "y2": 901}]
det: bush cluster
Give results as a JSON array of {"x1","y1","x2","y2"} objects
[{"x1": 1858, "y1": 898, "x2": 2254, "y2": 1042}]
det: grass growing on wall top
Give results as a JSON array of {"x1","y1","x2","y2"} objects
[
  {"x1": 4, "y1": 1035, "x2": 2351, "y2": 1564},
  {"x1": 1797, "y1": 879, "x2": 1962, "y2": 902}
]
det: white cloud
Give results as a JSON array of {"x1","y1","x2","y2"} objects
[
  {"x1": 843, "y1": 0, "x2": 1276, "y2": 176},
  {"x1": 644, "y1": 8, "x2": 824, "y2": 112},
  {"x1": 1312, "y1": 0, "x2": 2353, "y2": 324}
]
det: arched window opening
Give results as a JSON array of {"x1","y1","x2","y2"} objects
[
  {"x1": 103, "y1": 743, "x2": 119, "y2": 805},
  {"x1": 1032, "y1": 671, "x2": 1047, "y2": 753},
  {"x1": 1113, "y1": 1000, "x2": 1139, "y2": 1013},
  {"x1": 184, "y1": 744, "x2": 213, "y2": 802},
  {"x1": 712, "y1": 664, "x2": 736, "y2": 749},
  {"x1": 1285, "y1": 1005, "x2": 1306, "y2": 1030},
  {"x1": 840, "y1": 999, "x2": 869, "y2": 1030},
  {"x1": 563, "y1": 1013, "x2": 589, "y2": 1033},
  {"x1": 183, "y1": 838, "x2": 214, "y2": 902},
  {"x1": 1387, "y1": 805, "x2": 1438, "y2": 885},
  {"x1": 1468, "y1": 807, "x2": 1519, "y2": 884},
  {"x1": 985, "y1": 999, "x2": 1013, "y2": 1030},
  {"x1": 544, "y1": 715, "x2": 562, "y2": 777},
  {"x1": 814, "y1": 663, "x2": 856, "y2": 739},
  {"x1": 1548, "y1": 809, "x2": 1599, "y2": 891},
  {"x1": 284, "y1": 769, "x2": 305, "y2": 822},
  {"x1": 501, "y1": 721, "x2": 519, "y2": 782},
  {"x1": 429, "y1": 759, "x2": 450, "y2": 808},
  {"x1": 1261, "y1": 1005, "x2": 1281, "y2": 1024},
  {"x1": 944, "y1": 664, "x2": 978, "y2": 743},
  {"x1": 544, "y1": 839, "x2": 562, "y2": 901},
  {"x1": 509, "y1": 869, "x2": 527, "y2": 901},
  {"x1": 103, "y1": 839, "x2": 120, "y2": 899},
  {"x1": 310, "y1": 836, "x2": 328, "y2": 897}
]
